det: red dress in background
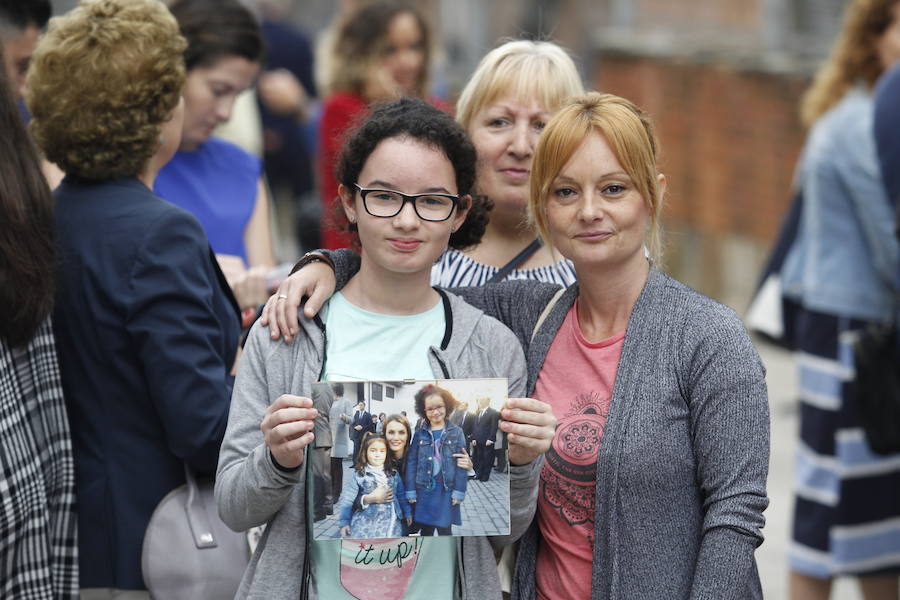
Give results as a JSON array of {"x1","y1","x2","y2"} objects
[{"x1": 317, "y1": 91, "x2": 368, "y2": 250}]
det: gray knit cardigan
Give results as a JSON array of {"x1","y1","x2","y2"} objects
[{"x1": 325, "y1": 254, "x2": 770, "y2": 600}]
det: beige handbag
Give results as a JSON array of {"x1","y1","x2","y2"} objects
[{"x1": 141, "y1": 465, "x2": 250, "y2": 599}]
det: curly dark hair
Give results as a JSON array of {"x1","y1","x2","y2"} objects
[
  {"x1": 26, "y1": 0, "x2": 186, "y2": 180},
  {"x1": 353, "y1": 432, "x2": 397, "y2": 476},
  {"x1": 168, "y1": 0, "x2": 264, "y2": 71},
  {"x1": 413, "y1": 384, "x2": 456, "y2": 420},
  {"x1": 332, "y1": 97, "x2": 488, "y2": 250}
]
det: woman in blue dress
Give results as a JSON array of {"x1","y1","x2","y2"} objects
[
  {"x1": 405, "y1": 385, "x2": 469, "y2": 536},
  {"x1": 155, "y1": 0, "x2": 276, "y2": 312},
  {"x1": 339, "y1": 433, "x2": 412, "y2": 538}
]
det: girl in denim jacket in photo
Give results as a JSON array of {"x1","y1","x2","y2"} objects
[
  {"x1": 339, "y1": 433, "x2": 412, "y2": 538},
  {"x1": 405, "y1": 386, "x2": 470, "y2": 536}
]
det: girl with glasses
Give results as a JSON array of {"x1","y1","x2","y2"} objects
[
  {"x1": 405, "y1": 385, "x2": 470, "y2": 536},
  {"x1": 216, "y1": 97, "x2": 556, "y2": 599}
]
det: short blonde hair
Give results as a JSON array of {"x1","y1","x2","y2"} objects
[
  {"x1": 529, "y1": 92, "x2": 664, "y2": 263},
  {"x1": 27, "y1": 0, "x2": 186, "y2": 180},
  {"x1": 455, "y1": 40, "x2": 584, "y2": 132}
]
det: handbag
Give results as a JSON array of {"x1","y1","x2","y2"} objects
[
  {"x1": 853, "y1": 318, "x2": 900, "y2": 455},
  {"x1": 747, "y1": 188, "x2": 804, "y2": 349},
  {"x1": 142, "y1": 464, "x2": 250, "y2": 599}
]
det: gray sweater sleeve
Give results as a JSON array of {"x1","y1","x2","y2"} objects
[
  {"x1": 215, "y1": 323, "x2": 305, "y2": 531},
  {"x1": 682, "y1": 304, "x2": 770, "y2": 599}
]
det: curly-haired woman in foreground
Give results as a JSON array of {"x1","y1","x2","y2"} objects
[{"x1": 27, "y1": 0, "x2": 240, "y2": 594}]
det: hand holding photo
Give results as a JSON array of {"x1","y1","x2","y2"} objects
[{"x1": 311, "y1": 378, "x2": 511, "y2": 540}]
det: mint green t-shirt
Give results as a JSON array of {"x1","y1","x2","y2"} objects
[{"x1": 311, "y1": 291, "x2": 456, "y2": 599}]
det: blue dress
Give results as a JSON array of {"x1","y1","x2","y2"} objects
[
  {"x1": 405, "y1": 425, "x2": 468, "y2": 529},
  {"x1": 154, "y1": 137, "x2": 261, "y2": 264}
]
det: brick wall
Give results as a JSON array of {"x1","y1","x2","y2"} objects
[
  {"x1": 635, "y1": 0, "x2": 761, "y2": 33},
  {"x1": 593, "y1": 53, "x2": 809, "y2": 309}
]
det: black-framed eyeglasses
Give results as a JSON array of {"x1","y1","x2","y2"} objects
[{"x1": 354, "y1": 184, "x2": 459, "y2": 222}]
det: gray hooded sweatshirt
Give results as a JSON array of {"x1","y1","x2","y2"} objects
[{"x1": 215, "y1": 290, "x2": 536, "y2": 599}]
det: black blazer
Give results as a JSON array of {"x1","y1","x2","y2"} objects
[
  {"x1": 52, "y1": 177, "x2": 240, "y2": 590},
  {"x1": 351, "y1": 409, "x2": 374, "y2": 443},
  {"x1": 472, "y1": 407, "x2": 500, "y2": 444},
  {"x1": 451, "y1": 410, "x2": 475, "y2": 441}
]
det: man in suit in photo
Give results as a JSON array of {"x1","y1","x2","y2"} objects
[
  {"x1": 471, "y1": 396, "x2": 499, "y2": 482},
  {"x1": 450, "y1": 400, "x2": 474, "y2": 447},
  {"x1": 350, "y1": 400, "x2": 373, "y2": 461}
]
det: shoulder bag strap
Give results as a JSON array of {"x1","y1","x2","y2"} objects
[
  {"x1": 531, "y1": 288, "x2": 567, "y2": 344},
  {"x1": 488, "y1": 239, "x2": 543, "y2": 284},
  {"x1": 183, "y1": 464, "x2": 218, "y2": 549}
]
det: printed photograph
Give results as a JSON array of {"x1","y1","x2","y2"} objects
[{"x1": 310, "y1": 378, "x2": 511, "y2": 540}]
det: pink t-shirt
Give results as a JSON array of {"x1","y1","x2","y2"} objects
[{"x1": 533, "y1": 301, "x2": 624, "y2": 600}]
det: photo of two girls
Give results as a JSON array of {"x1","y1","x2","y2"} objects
[{"x1": 310, "y1": 378, "x2": 511, "y2": 540}]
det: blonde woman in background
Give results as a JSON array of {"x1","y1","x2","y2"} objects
[{"x1": 432, "y1": 40, "x2": 584, "y2": 287}]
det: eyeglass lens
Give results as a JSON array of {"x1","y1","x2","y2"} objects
[{"x1": 361, "y1": 188, "x2": 456, "y2": 221}]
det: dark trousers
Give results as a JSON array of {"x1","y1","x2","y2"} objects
[
  {"x1": 494, "y1": 448, "x2": 508, "y2": 473},
  {"x1": 351, "y1": 437, "x2": 361, "y2": 464},
  {"x1": 472, "y1": 442, "x2": 494, "y2": 481},
  {"x1": 419, "y1": 525, "x2": 452, "y2": 536},
  {"x1": 330, "y1": 456, "x2": 345, "y2": 505},
  {"x1": 311, "y1": 446, "x2": 332, "y2": 520}
]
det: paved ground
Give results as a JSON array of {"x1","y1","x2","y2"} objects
[
  {"x1": 755, "y1": 339, "x2": 862, "y2": 600},
  {"x1": 313, "y1": 461, "x2": 510, "y2": 540}
]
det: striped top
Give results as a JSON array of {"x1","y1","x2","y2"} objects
[{"x1": 430, "y1": 248, "x2": 577, "y2": 288}]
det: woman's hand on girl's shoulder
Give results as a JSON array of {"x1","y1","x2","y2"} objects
[
  {"x1": 260, "y1": 260, "x2": 336, "y2": 343},
  {"x1": 501, "y1": 397, "x2": 557, "y2": 466}
]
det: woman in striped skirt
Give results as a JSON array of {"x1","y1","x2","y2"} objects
[{"x1": 779, "y1": 0, "x2": 900, "y2": 596}]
